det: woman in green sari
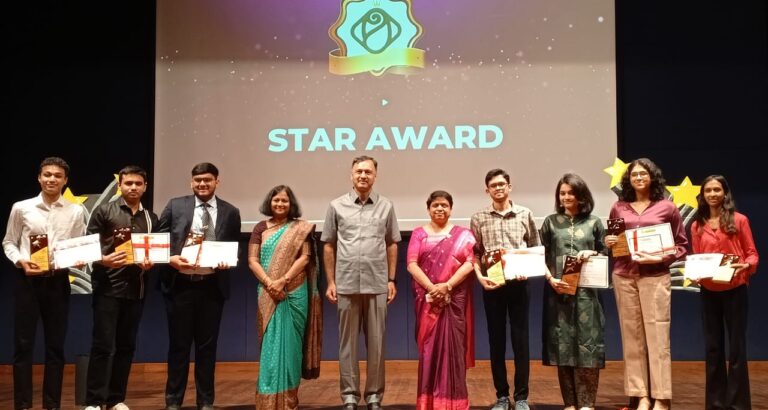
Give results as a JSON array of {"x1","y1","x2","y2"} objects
[{"x1": 248, "y1": 185, "x2": 322, "y2": 409}]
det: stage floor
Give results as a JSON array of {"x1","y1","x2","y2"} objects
[{"x1": 1, "y1": 361, "x2": 766, "y2": 409}]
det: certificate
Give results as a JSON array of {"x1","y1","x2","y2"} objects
[
  {"x1": 684, "y1": 253, "x2": 723, "y2": 280},
  {"x1": 578, "y1": 256, "x2": 609, "y2": 288},
  {"x1": 52, "y1": 233, "x2": 102, "y2": 269},
  {"x1": 502, "y1": 246, "x2": 546, "y2": 279},
  {"x1": 197, "y1": 241, "x2": 239, "y2": 268},
  {"x1": 131, "y1": 233, "x2": 171, "y2": 263},
  {"x1": 625, "y1": 223, "x2": 676, "y2": 257}
]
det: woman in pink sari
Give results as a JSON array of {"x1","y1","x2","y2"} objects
[{"x1": 407, "y1": 190, "x2": 476, "y2": 410}]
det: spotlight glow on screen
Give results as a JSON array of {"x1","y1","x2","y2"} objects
[{"x1": 155, "y1": 0, "x2": 617, "y2": 230}]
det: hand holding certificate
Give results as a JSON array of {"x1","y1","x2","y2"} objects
[
  {"x1": 180, "y1": 236, "x2": 238, "y2": 269},
  {"x1": 52, "y1": 233, "x2": 102, "y2": 269},
  {"x1": 625, "y1": 223, "x2": 676, "y2": 258},
  {"x1": 197, "y1": 241, "x2": 238, "y2": 268},
  {"x1": 502, "y1": 246, "x2": 546, "y2": 279},
  {"x1": 131, "y1": 233, "x2": 170, "y2": 263}
]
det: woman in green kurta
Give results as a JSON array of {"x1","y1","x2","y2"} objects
[{"x1": 540, "y1": 173, "x2": 606, "y2": 410}]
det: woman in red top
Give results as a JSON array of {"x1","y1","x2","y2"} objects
[{"x1": 691, "y1": 175, "x2": 759, "y2": 410}]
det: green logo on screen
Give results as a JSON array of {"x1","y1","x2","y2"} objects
[{"x1": 329, "y1": 0, "x2": 425, "y2": 76}]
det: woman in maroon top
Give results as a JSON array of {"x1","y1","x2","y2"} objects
[
  {"x1": 604, "y1": 158, "x2": 688, "y2": 410},
  {"x1": 691, "y1": 175, "x2": 758, "y2": 410}
]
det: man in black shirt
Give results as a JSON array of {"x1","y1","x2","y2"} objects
[{"x1": 83, "y1": 165, "x2": 158, "y2": 410}]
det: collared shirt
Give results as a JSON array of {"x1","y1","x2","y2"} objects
[
  {"x1": 3, "y1": 193, "x2": 86, "y2": 267},
  {"x1": 470, "y1": 201, "x2": 540, "y2": 273},
  {"x1": 180, "y1": 196, "x2": 218, "y2": 275},
  {"x1": 87, "y1": 198, "x2": 157, "y2": 299},
  {"x1": 608, "y1": 199, "x2": 688, "y2": 278},
  {"x1": 321, "y1": 191, "x2": 401, "y2": 294}
]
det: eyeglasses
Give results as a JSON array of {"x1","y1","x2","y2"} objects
[
  {"x1": 488, "y1": 182, "x2": 509, "y2": 190},
  {"x1": 630, "y1": 171, "x2": 649, "y2": 179}
]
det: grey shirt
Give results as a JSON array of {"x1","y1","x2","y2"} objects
[{"x1": 321, "y1": 191, "x2": 401, "y2": 295}]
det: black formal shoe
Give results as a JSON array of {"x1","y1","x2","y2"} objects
[
  {"x1": 342, "y1": 404, "x2": 358, "y2": 410},
  {"x1": 367, "y1": 403, "x2": 382, "y2": 410}
]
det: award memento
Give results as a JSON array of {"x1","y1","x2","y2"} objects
[
  {"x1": 486, "y1": 260, "x2": 506, "y2": 285},
  {"x1": 113, "y1": 227, "x2": 134, "y2": 265},
  {"x1": 180, "y1": 232, "x2": 204, "y2": 266},
  {"x1": 29, "y1": 234, "x2": 50, "y2": 271},
  {"x1": 712, "y1": 254, "x2": 740, "y2": 283},
  {"x1": 607, "y1": 218, "x2": 630, "y2": 257},
  {"x1": 560, "y1": 255, "x2": 581, "y2": 295}
]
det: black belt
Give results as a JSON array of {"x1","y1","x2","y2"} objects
[
  {"x1": 177, "y1": 273, "x2": 215, "y2": 282},
  {"x1": 28, "y1": 268, "x2": 69, "y2": 278}
]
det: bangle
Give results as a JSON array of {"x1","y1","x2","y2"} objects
[
  {"x1": 284, "y1": 275, "x2": 292, "y2": 284},
  {"x1": 446, "y1": 282, "x2": 453, "y2": 292},
  {"x1": 388, "y1": 278, "x2": 397, "y2": 285}
]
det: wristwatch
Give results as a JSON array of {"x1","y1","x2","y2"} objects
[{"x1": 388, "y1": 278, "x2": 397, "y2": 285}]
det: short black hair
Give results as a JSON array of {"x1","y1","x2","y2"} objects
[
  {"x1": 554, "y1": 173, "x2": 594, "y2": 216},
  {"x1": 426, "y1": 190, "x2": 453, "y2": 208},
  {"x1": 118, "y1": 165, "x2": 147, "y2": 183},
  {"x1": 259, "y1": 185, "x2": 302, "y2": 219},
  {"x1": 484, "y1": 168, "x2": 510, "y2": 186},
  {"x1": 352, "y1": 155, "x2": 377, "y2": 170},
  {"x1": 39, "y1": 157, "x2": 70, "y2": 177},
  {"x1": 191, "y1": 162, "x2": 219, "y2": 177},
  {"x1": 619, "y1": 158, "x2": 667, "y2": 202}
]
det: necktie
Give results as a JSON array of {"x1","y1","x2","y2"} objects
[{"x1": 201, "y1": 203, "x2": 216, "y2": 240}]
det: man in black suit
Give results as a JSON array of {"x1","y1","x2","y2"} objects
[{"x1": 157, "y1": 162, "x2": 241, "y2": 410}]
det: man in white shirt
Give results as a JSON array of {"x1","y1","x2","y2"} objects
[{"x1": 3, "y1": 157, "x2": 86, "y2": 410}]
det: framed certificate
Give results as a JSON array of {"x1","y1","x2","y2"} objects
[
  {"x1": 502, "y1": 246, "x2": 546, "y2": 279},
  {"x1": 131, "y1": 233, "x2": 171, "y2": 263},
  {"x1": 578, "y1": 255, "x2": 609, "y2": 288},
  {"x1": 52, "y1": 233, "x2": 102, "y2": 269},
  {"x1": 684, "y1": 253, "x2": 722, "y2": 280},
  {"x1": 625, "y1": 223, "x2": 676, "y2": 257},
  {"x1": 197, "y1": 241, "x2": 239, "y2": 268}
]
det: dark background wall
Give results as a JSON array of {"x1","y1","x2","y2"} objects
[{"x1": 2, "y1": 1, "x2": 766, "y2": 364}]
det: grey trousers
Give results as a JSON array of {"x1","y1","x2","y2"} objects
[{"x1": 337, "y1": 293, "x2": 388, "y2": 405}]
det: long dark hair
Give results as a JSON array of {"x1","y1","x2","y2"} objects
[
  {"x1": 554, "y1": 173, "x2": 594, "y2": 216},
  {"x1": 619, "y1": 158, "x2": 667, "y2": 202},
  {"x1": 694, "y1": 175, "x2": 737, "y2": 235}
]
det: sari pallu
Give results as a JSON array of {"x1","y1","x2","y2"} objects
[
  {"x1": 255, "y1": 220, "x2": 322, "y2": 410},
  {"x1": 411, "y1": 226, "x2": 476, "y2": 410}
]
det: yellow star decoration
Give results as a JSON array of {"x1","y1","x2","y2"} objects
[
  {"x1": 114, "y1": 174, "x2": 122, "y2": 196},
  {"x1": 666, "y1": 176, "x2": 700, "y2": 208},
  {"x1": 603, "y1": 158, "x2": 630, "y2": 188},
  {"x1": 62, "y1": 188, "x2": 88, "y2": 205}
]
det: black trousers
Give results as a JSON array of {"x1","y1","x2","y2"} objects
[
  {"x1": 13, "y1": 271, "x2": 70, "y2": 410},
  {"x1": 164, "y1": 277, "x2": 225, "y2": 407},
  {"x1": 482, "y1": 280, "x2": 530, "y2": 401},
  {"x1": 701, "y1": 285, "x2": 751, "y2": 410},
  {"x1": 84, "y1": 293, "x2": 145, "y2": 407}
]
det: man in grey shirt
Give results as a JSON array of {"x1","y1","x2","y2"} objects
[{"x1": 321, "y1": 155, "x2": 400, "y2": 410}]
